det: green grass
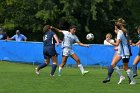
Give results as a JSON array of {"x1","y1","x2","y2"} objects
[{"x1": 0, "y1": 61, "x2": 140, "y2": 93}]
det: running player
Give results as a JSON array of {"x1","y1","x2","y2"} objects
[
  {"x1": 132, "y1": 26, "x2": 140, "y2": 77},
  {"x1": 102, "y1": 19, "x2": 136, "y2": 84},
  {"x1": 35, "y1": 25, "x2": 59, "y2": 76},
  {"x1": 51, "y1": 25, "x2": 89, "y2": 76}
]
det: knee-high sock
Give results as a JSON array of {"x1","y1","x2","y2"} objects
[
  {"x1": 126, "y1": 69, "x2": 135, "y2": 82},
  {"x1": 107, "y1": 65, "x2": 114, "y2": 80},
  {"x1": 114, "y1": 66, "x2": 123, "y2": 77},
  {"x1": 78, "y1": 64, "x2": 84, "y2": 73},
  {"x1": 132, "y1": 64, "x2": 137, "y2": 75},
  {"x1": 58, "y1": 66, "x2": 62, "y2": 74},
  {"x1": 38, "y1": 63, "x2": 47, "y2": 70},
  {"x1": 51, "y1": 64, "x2": 57, "y2": 76}
]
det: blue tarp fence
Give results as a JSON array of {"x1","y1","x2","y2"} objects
[{"x1": 0, "y1": 40, "x2": 139, "y2": 67}]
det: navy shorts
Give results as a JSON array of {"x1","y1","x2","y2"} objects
[
  {"x1": 43, "y1": 45, "x2": 57, "y2": 59},
  {"x1": 122, "y1": 58, "x2": 130, "y2": 63}
]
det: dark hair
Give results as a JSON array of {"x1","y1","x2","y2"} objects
[
  {"x1": 69, "y1": 25, "x2": 77, "y2": 29},
  {"x1": 43, "y1": 25, "x2": 50, "y2": 32}
]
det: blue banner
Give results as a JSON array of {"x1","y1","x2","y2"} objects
[{"x1": 0, "y1": 40, "x2": 139, "y2": 67}]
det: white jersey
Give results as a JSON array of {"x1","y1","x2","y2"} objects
[
  {"x1": 117, "y1": 30, "x2": 130, "y2": 58},
  {"x1": 104, "y1": 39, "x2": 114, "y2": 45},
  {"x1": 61, "y1": 30, "x2": 79, "y2": 49}
]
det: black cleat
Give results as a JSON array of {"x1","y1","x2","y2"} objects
[
  {"x1": 102, "y1": 78, "x2": 110, "y2": 83},
  {"x1": 133, "y1": 74, "x2": 138, "y2": 78}
]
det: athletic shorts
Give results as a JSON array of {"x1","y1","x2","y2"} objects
[
  {"x1": 62, "y1": 47, "x2": 74, "y2": 56},
  {"x1": 122, "y1": 58, "x2": 130, "y2": 63},
  {"x1": 43, "y1": 45, "x2": 57, "y2": 59}
]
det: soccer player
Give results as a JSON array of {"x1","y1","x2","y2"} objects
[
  {"x1": 35, "y1": 25, "x2": 59, "y2": 76},
  {"x1": 102, "y1": 19, "x2": 136, "y2": 84},
  {"x1": 51, "y1": 25, "x2": 89, "y2": 76},
  {"x1": 132, "y1": 26, "x2": 140, "y2": 77}
]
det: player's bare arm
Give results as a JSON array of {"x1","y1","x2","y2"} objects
[
  {"x1": 51, "y1": 26, "x2": 62, "y2": 33},
  {"x1": 107, "y1": 39, "x2": 120, "y2": 46},
  {"x1": 77, "y1": 42, "x2": 89, "y2": 47}
]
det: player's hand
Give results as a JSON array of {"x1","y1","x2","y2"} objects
[{"x1": 85, "y1": 44, "x2": 90, "y2": 48}]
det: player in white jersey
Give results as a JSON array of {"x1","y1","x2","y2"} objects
[
  {"x1": 52, "y1": 25, "x2": 89, "y2": 76},
  {"x1": 103, "y1": 19, "x2": 136, "y2": 84}
]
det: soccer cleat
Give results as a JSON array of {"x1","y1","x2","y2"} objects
[
  {"x1": 118, "y1": 76, "x2": 125, "y2": 84},
  {"x1": 82, "y1": 71, "x2": 89, "y2": 76},
  {"x1": 133, "y1": 74, "x2": 138, "y2": 78},
  {"x1": 35, "y1": 68, "x2": 40, "y2": 75},
  {"x1": 102, "y1": 78, "x2": 110, "y2": 83},
  {"x1": 50, "y1": 74, "x2": 55, "y2": 77},
  {"x1": 130, "y1": 81, "x2": 136, "y2": 85}
]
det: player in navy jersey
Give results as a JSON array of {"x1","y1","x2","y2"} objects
[
  {"x1": 35, "y1": 25, "x2": 59, "y2": 76},
  {"x1": 132, "y1": 26, "x2": 140, "y2": 77},
  {"x1": 102, "y1": 19, "x2": 135, "y2": 84},
  {"x1": 51, "y1": 25, "x2": 89, "y2": 76}
]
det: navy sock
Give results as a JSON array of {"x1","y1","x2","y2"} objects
[
  {"x1": 51, "y1": 64, "x2": 57, "y2": 76},
  {"x1": 132, "y1": 64, "x2": 137, "y2": 75},
  {"x1": 107, "y1": 65, "x2": 114, "y2": 80},
  {"x1": 38, "y1": 63, "x2": 47, "y2": 70}
]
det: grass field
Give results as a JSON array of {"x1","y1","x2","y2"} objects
[{"x1": 0, "y1": 61, "x2": 140, "y2": 93}]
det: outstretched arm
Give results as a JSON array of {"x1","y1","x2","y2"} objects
[
  {"x1": 77, "y1": 42, "x2": 89, "y2": 47},
  {"x1": 51, "y1": 26, "x2": 62, "y2": 33}
]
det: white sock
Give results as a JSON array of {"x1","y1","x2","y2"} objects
[
  {"x1": 114, "y1": 66, "x2": 123, "y2": 77},
  {"x1": 58, "y1": 66, "x2": 62, "y2": 74},
  {"x1": 126, "y1": 69, "x2": 135, "y2": 82},
  {"x1": 78, "y1": 64, "x2": 84, "y2": 73}
]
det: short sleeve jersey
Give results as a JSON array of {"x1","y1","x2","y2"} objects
[
  {"x1": 117, "y1": 30, "x2": 130, "y2": 57},
  {"x1": 43, "y1": 30, "x2": 55, "y2": 47},
  {"x1": 11, "y1": 34, "x2": 27, "y2": 41},
  {"x1": 61, "y1": 30, "x2": 79, "y2": 48}
]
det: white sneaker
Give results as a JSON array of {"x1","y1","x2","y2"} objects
[
  {"x1": 35, "y1": 68, "x2": 40, "y2": 75},
  {"x1": 82, "y1": 71, "x2": 89, "y2": 76},
  {"x1": 130, "y1": 81, "x2": 136, "y2": 85},
  {"x1": 118, "y1": 76, "x2": 125, "y2": 84},
  {"x1": 50, "y1": 74, "x2": 55, "y2": 77}
]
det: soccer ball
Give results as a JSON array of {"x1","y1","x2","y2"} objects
[{"x1": 86, "y1": 33, "x2": 94, "y2": 41}]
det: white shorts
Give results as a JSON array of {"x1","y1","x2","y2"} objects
[{"x1": 62, "y1": 47, "x2": 75, "y2": 56}]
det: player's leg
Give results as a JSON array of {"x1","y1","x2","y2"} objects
[
  {"x1": 132, "y1": 55, "x2": 140, "y2": 77},
  {"x1": 123, "y1": 58, "x2": 136, "y2": 84},
  {"x1": 58, "y1": 56, "x2": 68, "y2": 76},
  {"x1": 71, "y1": 53, "x2": 89, "y2": 75},
  {"x1": 103, "y1": 53, "x2": 121, "y2": 83},
  {"x1": 35, "y1": 58, "x2": 50, "y2": 75},
  {"x1": 58, "y1": 48, "x2": 69, "y2": 76},
  {"x1": 114, "y1": 66, "x2": 125, "y2": 84},
  {"x1": 50, "y1": 55, "x2": 58, "y2": 76}
]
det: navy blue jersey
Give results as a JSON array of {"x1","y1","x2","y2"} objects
[
  {"x1": 43, "y1": 30, "x2": 55, "y2": 47},
  {"x1": 43, "y1": 30, "x2": 57, "y2": 59}
]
